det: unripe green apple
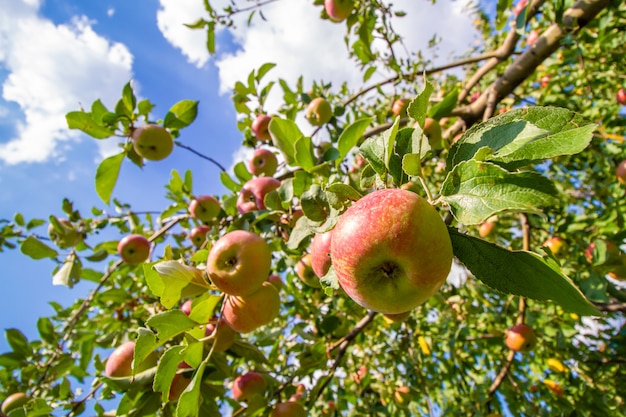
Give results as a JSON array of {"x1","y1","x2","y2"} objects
[
  {"x1": 310, "y1": 230, "x2": 333, "y2": 278},
  {"x1": 251, "y1": 114, "x2": 272, "y2": 142},
  {"x1": 104, "y1": 341, "x2": 157, "y2": 378},
  {"x1": 206, "y1": 230, "x2": 272, "y2": 297},
  {"x1": 424, "y1": 117, "x2": 444, "y2": 150},
  {"x1": 237, "y1": 177, "x2": 281, "y2": 213},
  {"x1": 324, "y1": 0, "x2": 354, "y2": 22},
  {"x1": 223, "y1": 282, "x2": 281, "y2": 333},
  {"x1": 249, "y1": 148, "x2": 278, "y2": 177},
  {"x1": 205, "y1": 318, "x2": 238, "y2": 352},
  {"x1": 189, "y1": 195, "x2": 221, "y2": 223},
  {"x1": 391, "y1": 98, "x2": 409, "y2": 117},
  {"x1": 189, "y1": 225, "x2": 211, "y2": 247},
  {"x1": 232, "y1": 371, "x2": 267, "y2": 402},
  {"x1": 270, "y1": 401, "x2": 306, "y2": 417},
  {"x1": 305, "y1": 97, "x2": 332, "y2": 126},
  {"x1": 1, "y1": 392, "x2": 29, "y2": 414},
  {"x1": 131, "y1": 124, "x2": 174, "y2": 161},
  {"x1": 616, "y1": 160, "x2": 626, "y2": 184},
  {"x1": 117, "y1": 234, "x2": 151, "y2": 265},
  {"x1": 331, "y1": 189, "x2": 453, "y2": 314},
  {"x1": 48, "y1": 218, "x2": 82, "y2": 249},
  {"x1": 296, "y1": 253, "x2": 321, "y2": 288},
  {"x1": 505, "y1": 323, "x2": 537, "y2": 352}
]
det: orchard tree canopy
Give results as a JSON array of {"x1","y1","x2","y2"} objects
[{"x1": 2, "y1": 0, "x2": 626, "y2": 416}]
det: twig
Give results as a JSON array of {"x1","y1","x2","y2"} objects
[{"x1": 176, "y1": 143, "x2": 227, "y2": 172}]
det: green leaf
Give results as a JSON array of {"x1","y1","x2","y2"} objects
[
  {"x1": 52, "y1": 252, "x2": 81, "y2": 287},
  {"x1": 447, "y1": 107, "x2": 596, "y2": 169},
  {"x1": 95, "y1": 152, "x2": 125, "y2": 205},
  {"x1": 428, "y1": 87, "x2": 459, "y2": 119},
  {"x1": 440, "y1": 160, "x2": 559, "y2": 225},
  {"x1": 233, "y1": 161, "x2": 252, "y2": 183},
  {"x1": 228, "y1": 340, "x2": 269, "y2": 364},
  {"x1": 337, "y1": 118, "x2": 374, "y2": 160},
  {"x1": 20, "y1": 236, "x2": 58, "y2": 259},
  {"x1": 37, "y1": 318, "x2": 57, "y2": 345},
  {"x1": 325, "y1": 183, "x2": 362, "y2": 209},
  {"x1": 121, "y1": 81, "x2": 137, "y2": 114},
  {"x1": 287, "y1": 216, "x2": 322, "y2": 250},
  {"x1": 135, "y1": 328, "x2": 159, "y2": 368},
  {"x1": 65, "y1": 111, "x2": 115, "y2": 139},
  {"x1": 163, "y1": 100, "x2": 199, "y2": 130},
  {"x1": 219, "y1": 172, "x2": 241, "y2": 193},
  {"x1": 294, "y1": 136, "x2": 316, "y2": 172},
  {"x1": 449, "y1": 229, "x2": 600, "y2": 316},
  {"x1": 148, "y1": 261, "x2": 205, "y2": 309},
  {"x1": 5, "y1": 328, "x2": 31, "y2": 357},
  {"x1": 176, "y1": 359, "x2": 207, "y2": 417},
  {"x1": 269, "y1": 118, "x2": 303, "y2": 165},
  {"x1": 301, "y1": 184, "x2": 330, "y2": 222},
  {"x1": 146, "y1": 310, "x2": 198, "y2": 343},
  {"x1": 407, "y1": 78, "x2": 434, "y2": 128},
  {"x1": 256, "y1": 62, "x2": 276, "y2": 81},
  {"x1": 154, "y1": 345, "x2": 186, "y2": 403}
]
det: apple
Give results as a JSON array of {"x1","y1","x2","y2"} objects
[
  {"x1": 513, "y1": 0, "x2": 528, "y2": 16},
  {"x1": 232, "y1": 371, "x2": 267, "y2": 402},
  {"x1": 206, "y1": 229, "x2": 272, "y2": 297},
  {"x1": 223, "y1": 281, "x2": 281, "y2": 333},
  {"x1": 540, "y1": 74, "x2": 551, "y2": 88},
  {"x1": 310, "y1": 230, "x2": 333, "y2": 278},
  {"x1": 330, "y1": 189, "x2": 453, "y2": 314},
  {"x1": 296, "y1": 254, "x2": 321, "y2": 288},
  {"x1": 616, "y1": 160, "x2": 626, "y2": 184},
  {"x1": 543, "y1": 379, "x2": 564, "y2": 396},
  {"x1": 180, "y1": 299, "x2": 193, "y2": 316},
  {"x1": 618, "y1": 88, "x2": 626, "y2": 105},
  {"x1": 169, "y1": 362, "x2": 193, "y2": 401},
  {"x1": 131, "y1": 124, "x2": 174, "y2": 161},
  {"x1": 104, "y1": 341, "x2": 157, "y2": 378},
  {"x1": 251, "y1": 114, "x2": 272, "y2": 142},
  {"x1": 117, "y1": 234, "x2": 151, "y2": 265},
  {"x1": 324, "y1": 0, "x2": 354, "y2": 22},
  {"x1": 305, "y1": 97, "x2": 332, "y2": 126},
  {"x1": 543, "y1": 236, "x2": 566, "y2": 257},
  {"x1": 424, "y1": 118, "x2": 444, "y2": 150},
  {"x1": 584, "y1": 239, "x2": 621, "y2": 265},
  {"x1": 189, "y1": 195, "x2": 221, "y2": 223},
  {"x1": 526, "y1": 29, "x2": 539, "y2": 46},
  {"x1": 383, "y1": 310, "x2": 411, "y2": 323},
  {"x1": 270, "y1": 401, "x2": 306, "y2": 417},
  {"x1": 48, "y1": 218, "x2": 82, "y2": 249},
  {"x1": 205, "y1": 318, "x2": 238, "y2": 352},
  {"x1": 391, "y1": 98, "x2": 409, "y2": 117},
  {"x1": 249, "y1": 148, "x2": 278, "y2": 177},
  {"x1": 1, "y1": 393, "x2": 28, "y2": 414},
  {"x1": 394, "y1": 386, "x2": 411, "y2": 407},
  {"x1": 189, "y1": 225, "x2": 211, "y2": 247},
  {"x1": 237, "y1": 177, "x2": 281, "y2": 213},
  {"x1": 505, "y1": 323, "x2": 537, "y2": 352},
  {"x1": 322, "y1": 401, "x2": 336, "y2": 416},
  {"x1": 267, "y1": 274, "x2": 284, "y2": 289},
  {"x1": 479, "y1": 221, "x2": 496, "y2": 238},
  {"x1": 547, "y1": 358, "x2": 567, "y2": 373},
  {"x1": 469, "y1": 91, "x2": 481, "y2": 103}
]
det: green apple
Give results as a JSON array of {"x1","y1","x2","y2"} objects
[
  {"x1": 131, "y1": 124, "x2": 173, "y2": 161},
  {"x1": 310, "y1": 230, "x2": 333, "y2": 278},
  {"x1": 189, "y1": 225, "x2": 211, "y2": 247},
  {"x1": 251, "y1": 114, "x2": 272, "y2": 142},
  {"x1": 324, "y1": 0, "x2": 354, "y2": 22},
  {"x1": 232, "y1": 371, "x2": 267, "y2": 402},
  {"x1": 296, "y1": 253, "x2": 321, "y2": 288},
  {"x1": 236, "y1": 177, "x2": 281, "y2": 213},
  {"x1": 104, "y1": 341, "x2": 157, "y2": 378},
  {"x1": 330, "y1": 189, "x2": 453, "y2": 314},
  {"x1": 305, "y1": 97, "x2": 332, "y2": 126},
  {"x1": 1, "y1": 392, "x2": 29, "y2": 414},
  {"x1": 188, "y1": 195, "x2": 221, "y2": 223},
  {"x1": 249, "y1": 148, "x2": 278, "y2": 177},
  {"x1": 48, "y1": 218, "x2": 82, "y2": 249},
  {"x1": 223, "y1": 282, "x2": 280, "y2": 333},
  {"x1": 505, "y1": 323, "x2": 537, "y2": 352},
  {"x1": 270, "y1": 401, "x2": 306, "y2": 417},
  {"x1": 117, "y1": 234, "x2": 151, "y2": 265}
]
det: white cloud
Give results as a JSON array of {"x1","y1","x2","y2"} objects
[
  {"x1": 0, "y1": 0, "x2": 133, "y2": 164},
  {"x1": 157, "y1": 0, "x2": 210, "y2": 67}
]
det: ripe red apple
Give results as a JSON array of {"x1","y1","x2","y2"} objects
[
  {"x1": 1, "y1": 392, "x2": 29, "y2": 414},
  {"x1": 478, "y1": 221, "x2": 496, "y2": 238},
  {"x1": 424, "y1": 118, "x2": 444, "y2": 150},
  {"x1": 305, "y1": 97, "x2": 332, "y2": 126},
  {"x1": 206, "y1": 230, "x2": 272, "y2": 297},
  {"x1": 616, "y1": 160, "x2": 626, "y2": 184},
  {"x1": 617, "y1": 88, "x2": 626, "y2": 105},
  {"x1": 237, "y1": 177, "x2": 281, "y2": 213},
  {"x1": 232, "y1": 371, "x2": 267, "y2": 402},
  {"x1": 104, "y1": 341, "x2": 157, "y2": 378},
  {"x1": 131, "y1": 124, "x2": 174, "y2": 161},
  {"x1": 48, "y1": 218, "x2": 82, "y2": 249},
  {"x1": 223, "y1": 281, "x2": 281, "y2": 333},
  {"x1": 251, "y1": 114, "x2": 272, "y2": 142},
  {"x1": 205, "y1": 318, "x2": 238, "y2": 352},
  {"x1": 189, "y1": 225, "x2": 211, "y2": 247},
  {"x1": 248, "y1": 148, "x2": 278, "y2": 177},
  {"x1": 391, "y1": 98, "x2": 409, "y2": 117},
  {"x1": 180, "y1": 299, "x2": 193, "y2": 316},
  {"x1": 270, "y1": 401, "x2": 306, "y2": 417},
  {"x1": 505, "y1": 323, "x2": 537, "y2": 352},
  {"x1": 117, "y1": 234, "x2": 151, "y2": 265},
  {"x1": 296, "y1": 254, "x2": 321, "y2": 288},
  {"x1": 331, "y1": 189, "x2": 453, "y2": 314},
  {"x1": 310, "y1": 230, "x2": 333, "y2": 278},
  {"x1": 324, "y1": 0, "x2": 354, "y2": 22},
  {"x1": 543, "y1": 236, "x2": 566, "y2": 257},
  {"x1": 189, "y1": 195, "x2": 221, "y2": 223},
  {"x1": 469, "y1": 91, "x2": 481, "y2": 103}
]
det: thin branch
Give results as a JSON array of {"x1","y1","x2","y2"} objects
[{"x1": 176, "y1": 143, "x2": 227, "y2": 172}]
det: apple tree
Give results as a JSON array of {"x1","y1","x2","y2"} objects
[{"x1": 2, "y1": 0, "x2": 626, "y2": 416}]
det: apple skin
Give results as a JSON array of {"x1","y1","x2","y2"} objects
[
  {"x1": 205, "y1": 318, "x2": 238, "y2": 352},
  {"x1": 206, "y1": 230, "x2": 272, "y2": 297},
  {"x1": 1, "y1": 392, "x2": 29, "y2": 414},
  {"x1": 330, "y1": 189, "x2": 453, "y2": 314},
  {"x1": 180, "y1": 299, "x2": 192, "y2": 316},
  {"x1": 305, "y1": 97, "x2": 332, "y2": 126},
  {"x1": 296, "y1": 254, "x2": 322, "y2": 288},
  {"x1": 383, "y1": 310, "x2": 411, "y2": 323},
  {"x1": 270, "y1": 401, "x2": 307, "y2": 417},
  {"x1": 117, "y1": 234, "x2": 151, "y2": 265},
  {"x1": 232, "y1": 371, "x2": 267, "y2": 402},
  {"x1": 189, "y1": 225, "x2": 211, "y2": 247},
  {"x1": 617, "y1": 88, "x2": 626, "y2": 106},
  {"x1": 104, "y1": 341, "x2": 157, "y2": 378},
  {"x1": 424, "y1": 117, "x2": 444, "y2": 150},
  {"x1": 310, "y1": 230, "x2": 333, "y2": 278},
  {"x1": 223, "y1": 282, "x2": 281, "y2": 333},
  {"x1": 478, "y1": 221, "x2": 496, "y2": 238},
  {"x1": 131, "y1": 124, "x2": 174, "y2": 161},
  {"x1": 391, "y1": 98, "x2": 409, "y2": 117},
  {"x1": 189, "y1": 195, "x2": 221, "y2": 223},
  {"x1": 237, "y1": 177, "x2": 281, "y2": 213},
  {"x1": 505, "y1": 323, "x2": 537, "y2": 352},
  {"x1": 616, "y1": 160, "x2": 626, "y2": 184},
  {"x1": 267, "y1": 274, "x2": 284, "y2": 290},
  {"x1": 324, "y1": 0, "x2": 354, "y2": 22},
  {"x1": 48, "y1": 218, "x2": 82, "y2": 249},
  {"x1": 249, "y1": 148, "x2": 278, "y2": 177},
  {"x1": 251, "y1": 114, "x2": 272, "y2": 142},
  {"x1": 543, "y1": 236, "x2": 566, "y2": 257}
]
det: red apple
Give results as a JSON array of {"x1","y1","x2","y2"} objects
[
  {"x1": 251, "y1": 114, "x2": 272, "y2": 142},
  {"x1": 48, "y1": 218, "x2": 82, "y2": 249},
  {"x1": 1, "y1": 393, "x2": 28, "y2": 414},
  {"x1": 232, "y1": 371, "x2": 267, "y2": 402},
  {"x1": 104, "y1": 341, "x2": 157, "y2": 378},
  {"x1": 584, "y1": 239, "x2": 621, "y2": 265},
  {"x1": 616, "y1": 160, "x2": 626, "y2": 184},
  {"x1": 117, "y1": 234, "x2": 150, "y2": 265},
  {"x1": 513, "y1": 0, "x2": 528, "y2": 16},
  {"x1": 205, "y1": 318, "x2": 238, "y2": 352},
  {"x1": 324, "y1": 0, "x2": 354, "y2": 22},
  {"x1": 223, "y1": 282, "x2": 281, "y2": 333},
  {"x1": 391, "y1": 98, "x2": 409, "y2": 117},
  {"x1": 180, "y1": 299, "x2": 192, "y2": 316},
  {"x1": 310, "y1": 230, "x2": 333, "y2": 278},
  {"x1": 305, "y1": 97, "x2": 332, "y2": 126},
  {"x1": 189, "y1": 195, "x2": 221, "y2": 223},
  {"x1": 131, "y1": 124, "x2": 174, "y2": 161},
  {"x1": 189, "y1": 225, "x2": 211, "y2": 247},
  {"x1": 478, "y1": 221, "x2": 496, "y2": 238},
  {"x1": 249, "y1": 148, "x2": 278, "y2": 177},
  {"x1": 331, "y1": 189, "x2": 453, "y2": 314},
  {"x1": 237, "y1": 177, "x2": 281, "y2": 213},
  {"x1": 505, "y1": 323, "x2": 537, "y2": 352},
  {"x1": 296, "y1": 254, "x2": 321, "y2": 288},
  {"x1": 270, "y1": 401, "x2": 306, "y2": 417},
  {"x1": 206, "y1": 230, "x2": 272, "y2": 297},
  {"x1": 617, "y1": 88, "x2": 626, "y2": 106}
]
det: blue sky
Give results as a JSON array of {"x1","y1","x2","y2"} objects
[{"x1": 0, "y1": 0, "x2": 481, "y2": 358}]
